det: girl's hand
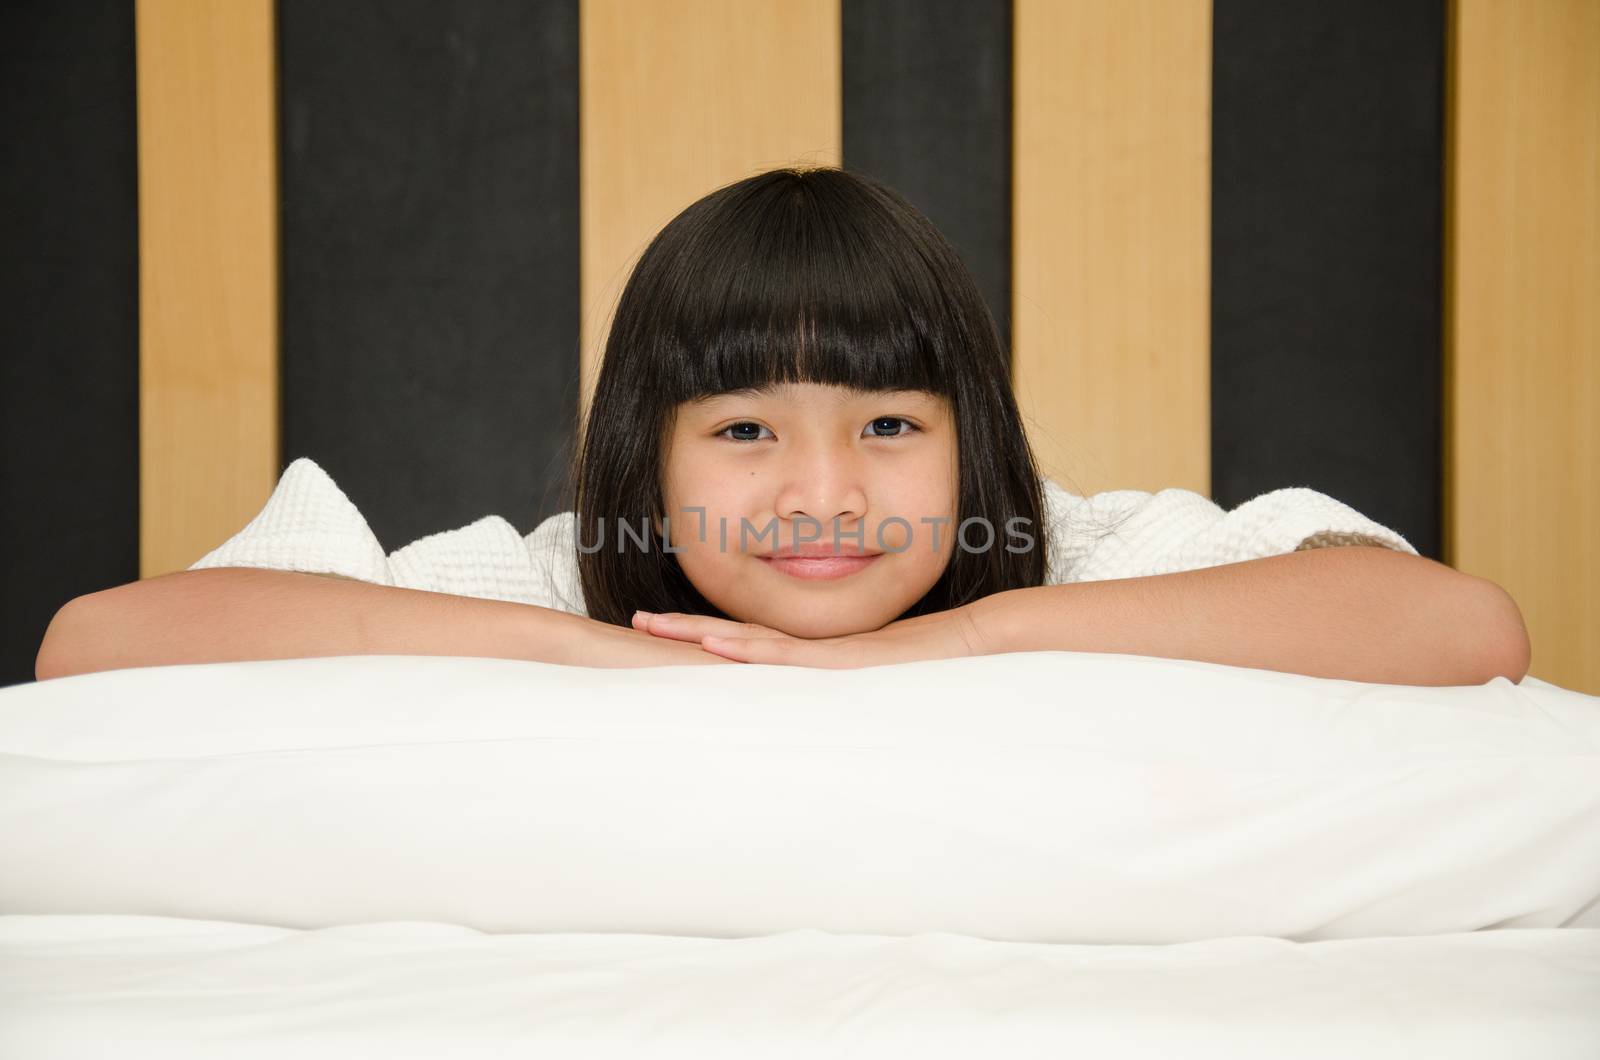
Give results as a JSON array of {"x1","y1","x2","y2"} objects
[
  {"x1": 566, "y1": 614, "x2": 742, "y2": 668},
  {"x1": 630, "y1": 599, "x2": 1002, "y2": 668}
]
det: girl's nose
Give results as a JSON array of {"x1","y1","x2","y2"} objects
[{"x1": 773, "y1": 449, "x2": 868, "y2": 526}]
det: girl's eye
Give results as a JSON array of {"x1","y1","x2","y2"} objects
[
  {"x1": 719, "y1": 421, "x2": 773, "y2": 442},
  {"x1": 864, "y1": 416, "x2": 919, "y2": 438},
  {"x1": 716, "y1": 417, "x2": 921, "y2": 442}
]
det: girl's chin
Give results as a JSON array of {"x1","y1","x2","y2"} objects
[{"x1": 738, "y1": 596, "x2": 907, "y2": 640}]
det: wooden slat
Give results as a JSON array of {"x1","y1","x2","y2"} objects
[
  {"x1": 136, "y1": 0, "x2": 278, "y2": 577},
  {"x1": 1012, "y1": 0, "x2": 1212, "y2": 496},
  {"x1": 1447, "y1": 0, "x2": 1599, "y2": 692},
  {"x1": 579, "y1": 0, "x2": 841, "y2": 418}
]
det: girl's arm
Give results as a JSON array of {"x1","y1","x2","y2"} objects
[
  {"x1": 35, "y1": 567, "x2": 733, "y2": 681},
  {"x1": 976, "y1": 545, "x2": 1531, "y2": 686}
]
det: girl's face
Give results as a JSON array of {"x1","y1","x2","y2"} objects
[{"x1": 659, "y1": 381, "x2": 959, "y2": 638}]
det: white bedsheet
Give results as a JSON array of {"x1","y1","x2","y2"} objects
[{"x1": 1, "y1": 915, "x2": 1597, "y2": 1058}]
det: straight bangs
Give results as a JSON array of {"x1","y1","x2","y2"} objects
[{"x1": 644, "y1": 174, "x2": 961, "y2": 406}]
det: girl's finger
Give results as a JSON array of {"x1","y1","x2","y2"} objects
[
  {"x1": 699, "y1": 635, "x2": 758, "y2": 662},
  {"x1": 630, "y1": 611, "x2": 713, "y2": 643},
  {"x1": 700, "y1": 634, "x2": 835, "y2": 667},
  {"x1": 632, "y1": 611, "x2": 786, "y2": 643},
  {"x1": 702, "y1": 633, "x2": 892, "y2": 670}
]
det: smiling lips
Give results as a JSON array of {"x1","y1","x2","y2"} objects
[{"x1": 758, "y1": 544, "x2": 883, "y2": 581}]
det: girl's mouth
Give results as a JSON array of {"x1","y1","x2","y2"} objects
[{"x1": 757, "y1": 554, "x2": 882, "y2": 580}]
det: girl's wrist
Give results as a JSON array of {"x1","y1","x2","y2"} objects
[
  {"x1": 964, "y1": 589, "x2": 1021, "y2": 656},
  {"x1": 509, "y1": 604, "x2": 602, "y2": 667}
]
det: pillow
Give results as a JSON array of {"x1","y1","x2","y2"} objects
[{"x1": 2, "y1": 652, "x2": 1597, "y2": 944}]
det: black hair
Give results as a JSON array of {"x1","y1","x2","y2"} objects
[{"x1": 567, "y1": 165, "x2": 1056, "y2": 627}]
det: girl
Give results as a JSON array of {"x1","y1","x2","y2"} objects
[{"x1": 65, "y1": 166, "x2": 1526, "y2": 685}]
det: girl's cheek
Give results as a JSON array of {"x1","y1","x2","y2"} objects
[{"x1": 877, "y1": 519, "x2": 913, "y2": 553}]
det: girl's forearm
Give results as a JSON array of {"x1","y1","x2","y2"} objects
[
  {"x1": 35, "y1": 567, "x2": 594, "y2": 680},
  {"x1": 977, "y1": 546, "x2": 1531, "y2": 687}
]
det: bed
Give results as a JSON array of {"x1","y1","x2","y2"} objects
[{"x1": 2, "y1": 649, "x2": 1598, "y2": 1056}]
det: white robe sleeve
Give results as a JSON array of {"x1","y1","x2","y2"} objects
[
  {"x1": 188, "y1": 456, "x2": 588, "y2": 614},
  {"x1": 388, "y1": 510, "x2": 584, "y2": 613},
  {"x1": 1042, "y1": 478, "x2": 1420, "y2": 584},
  {"x1": 187, "y1": 457, "x2": 394, "y2": 585}
]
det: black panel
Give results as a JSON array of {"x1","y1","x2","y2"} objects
[
  {"x1": 0, "y1": 2, "x2": 139, "y2": 688},
  {"x1": 278, "y1": 0, "x2": 581, "y2": 549},
  {"x1": 842, "y1": 0, "x2": 1013, "y2": 350},
  {"x1": 1212, "y1": 0, "x2": 1445, "y2": 557}
]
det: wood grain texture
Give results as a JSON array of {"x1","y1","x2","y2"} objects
[
  {"x1": 1447, "y1": 0, "x2": 1599, "y2": 692},
  {"x1": 136, "y1": 0, "x2": 278, "y2": 577},
  {"x1": 1012, "y1": 0, "x2": 1212, "y2": 497},
  {"x1": 579, "y1": 0, "x2": 841, "y2": 419}
]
